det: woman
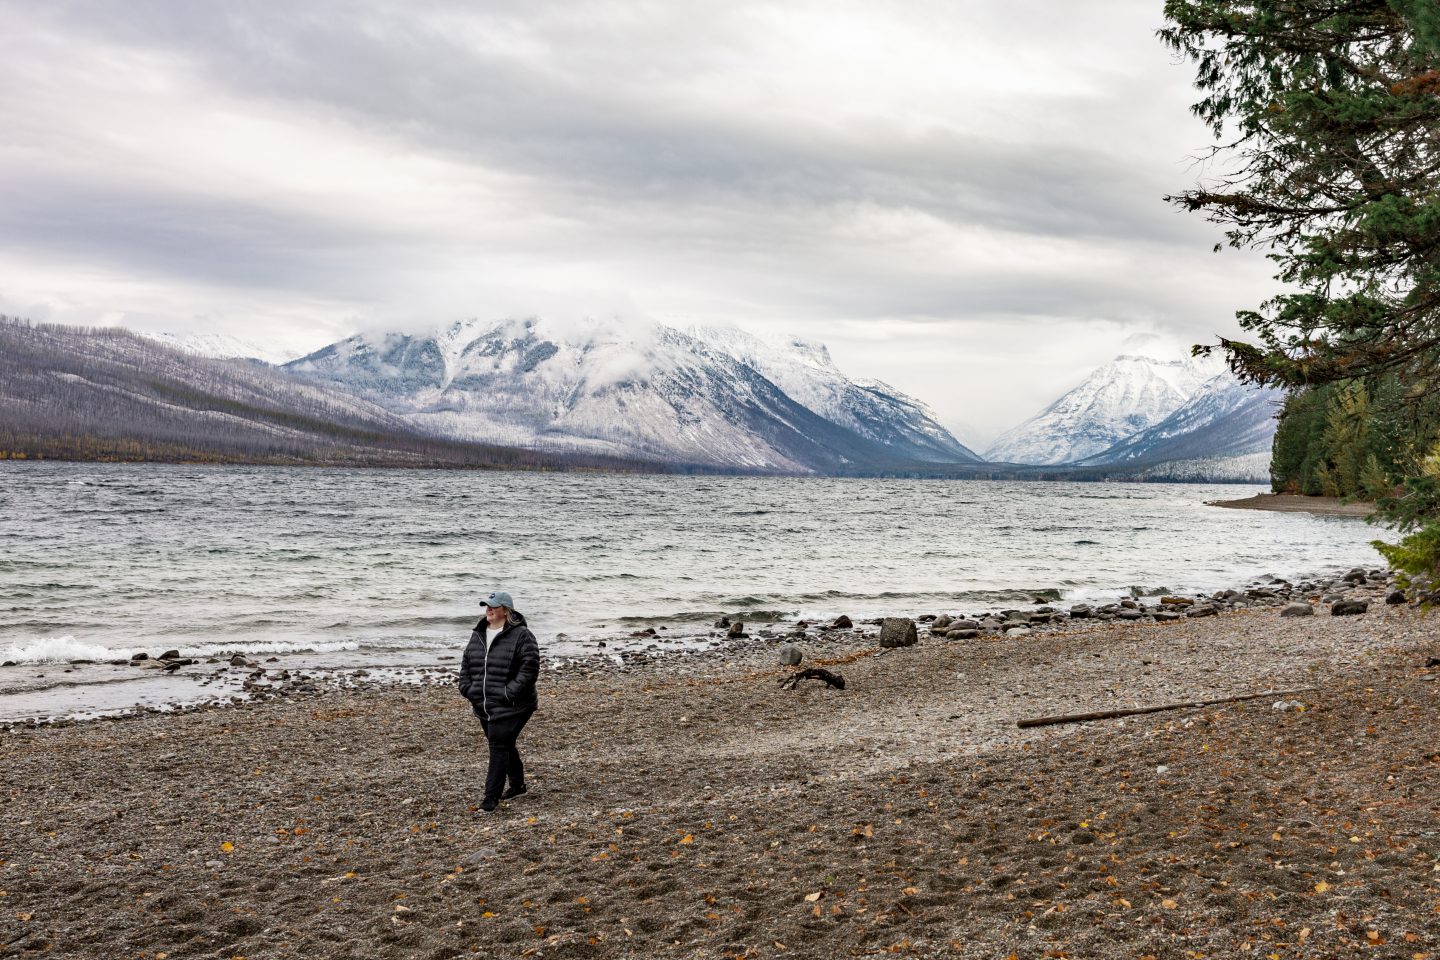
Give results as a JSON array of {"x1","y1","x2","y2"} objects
[{"x1": 458, "y1": 590, "x2": 540, "y2": 811}]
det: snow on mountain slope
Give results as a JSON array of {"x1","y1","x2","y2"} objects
[
  {"x1": 139, "y1": 331, "x2": 300, "y2": 366},
  {"x1": 687, "y1": 325, "x2": 980, "y2": 463},
  {"x1": 283, "y1": 317, "x2": 976, "y2": 472},
  {"x1": 984, "y1": 354, "x2": 1224, "y2": 465},
  {"x1": 1074, "y1": 374, "x2": 1282, "y2": 469}
]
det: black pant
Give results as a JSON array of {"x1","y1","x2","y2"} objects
[{"x1": 479, "y1": 707, "x2": 534, "y2": 802}]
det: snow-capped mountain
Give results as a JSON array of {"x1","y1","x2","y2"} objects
[
  {"x1": 139, "y1": 331, "x2": 299, "y2": 366},
  {"x1": 685, "y1": 325, "x2": 976, "y2": 464},
  {"x1": 984, "y1": 354, "x2": 1224, "y2": 465},
  {"x1": 1074, "y1": 374, "x2": 1282, "y2": 470},
  {"x1": 282, "y1": 317, "x2": 980, "y2": 472}
]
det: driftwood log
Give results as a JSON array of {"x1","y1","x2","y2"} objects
[
  {"x1": 779, "y1": 668, "x2": 846, "y2": 690},
  {"x1": 1016, "y1": 687, "x2": 1317, "y2": 729}
]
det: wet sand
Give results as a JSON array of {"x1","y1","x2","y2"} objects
[
  {"x1": 1206, "y1": 493, "x2": 1375, "y2": 517},
  {"x1": 2, "y1": 600, "x2": 1437, "y2": 958}
]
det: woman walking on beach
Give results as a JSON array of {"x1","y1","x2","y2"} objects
[{"x1": 458, "y1": 590, "x2": 540, "y2": 812}]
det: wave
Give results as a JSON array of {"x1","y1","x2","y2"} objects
[
  {"x1": 321, "y1": 615, "x2": 475, "y2": 630},
  {"x1": 609, "y1": 610, "x2": 792, "y2": 626},
  {"x1": 659, "y1": 587, "x2": 1066, "y2": 607},
  {"x1": 1, "y1": 636, "x2": 116, "y2": 663},
  {"x1": 0, "y1": 635, "x2": 371, "y2": 663}
]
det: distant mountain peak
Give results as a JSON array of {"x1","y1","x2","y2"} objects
[
  {"x1": 285, "y1": 316, "x2": 980, "y2": 472},
  {"x1": 984, "y1": 351, "x2": 1226, "y2": 466}
]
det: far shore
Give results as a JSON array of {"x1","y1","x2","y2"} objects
[{"x1": 1206, "y1": 491, "x2": 1375, "y2": 517}]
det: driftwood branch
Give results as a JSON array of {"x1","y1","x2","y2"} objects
[
  {"x1": 1016, "y1": 687, "x2": 1317, "y2": 729},
  {"x1": 779, "y1": 668, "x2": 846, "y2": 691}
]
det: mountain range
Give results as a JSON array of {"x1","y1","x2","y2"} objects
[
  {"x1": 982, "y1": 353, "x2": 1280, "y2": 480},
  {"x1": 7, "y1": 315, "x2": 1281, "y2": 479},
  {"x1": 280, "y1": 317, "x2": 981, "y2": 472}
]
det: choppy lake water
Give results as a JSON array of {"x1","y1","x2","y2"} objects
[{"x1": 0, "y1": 463, "x2": 1387, "y2": 718}]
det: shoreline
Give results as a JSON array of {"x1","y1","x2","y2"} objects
[
  {"x1": 3, "y1": 576, "x2": 1435, "y2": 958},
  {"x1": 1206, "y1": 492, "x2": 1375, "y2": 517},
  {"x1": 1, "y1": 562, "x2": 1403, "y2": 728}
]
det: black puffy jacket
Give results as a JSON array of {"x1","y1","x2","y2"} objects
[{"x1": 458, "y1": 613, "x2": 540, "y2": 721}]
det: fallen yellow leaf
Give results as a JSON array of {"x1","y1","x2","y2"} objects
[
  {"x1": 1314, "y1": 881, "x2": 1330, "y2": 893},
  {"x1": 220, "y1": 842, "x2": 235, "y2": 853},
  {"x1": 679, "y1": 834, "x2": 694, "y2": 845},
  {"x1": 803, "y1": 892, "x2": 822, "y2": 902},
  {"x1": 1161, "y1": 898, "x2": 1177, "y2": 909}
]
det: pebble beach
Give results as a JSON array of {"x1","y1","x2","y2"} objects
[{"x1": 3, "y1": 568, "x2": 1438, "y2": 959}]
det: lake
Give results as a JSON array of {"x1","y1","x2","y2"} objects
[{"x1": 0, "y1": 463, "x2": 1386, "y2": 674}]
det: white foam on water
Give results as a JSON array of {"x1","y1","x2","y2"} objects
[
  {"x1": 1, "y1": 636, "x2": 371, "y2": 663},
  {"x1": 171, "y1": 639, "x2": 365, "y2": 658},
  {"x1": 1, "y1": 636, "x2": 115, "y2": 663}
]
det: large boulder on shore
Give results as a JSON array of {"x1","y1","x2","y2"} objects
[
  {"x1": 778, "y1": 644, "x2": 803, "y2": 666},
  {"x1": 1280, "y1": 602, "x2": 1314, "y2": 618},
  {"x1": 879, "y1": 618, "x2": 918, "y2": 648},
  {"x1": 1331, "y1": 599, "x2": 1369, "y2": 616}
]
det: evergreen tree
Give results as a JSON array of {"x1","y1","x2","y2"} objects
[{"x1": 1163, "y1": 0, "x2": 1440, "y2": 583}]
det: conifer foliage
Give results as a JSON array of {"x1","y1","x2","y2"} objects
[{"x1": 1162, "y1": 0, "x2": 1440, "y2": 584}]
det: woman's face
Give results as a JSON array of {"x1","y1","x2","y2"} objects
[{"x1": 485, "y1": 604, "x2": 508, "y2": 626}]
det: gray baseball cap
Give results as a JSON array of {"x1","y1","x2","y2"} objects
[{"x1": 481, "y1": 590, "x2": 515, "y2": 609}]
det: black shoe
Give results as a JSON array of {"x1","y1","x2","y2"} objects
[
  {"x1": 502, "y1": 783, "x2": 528, "y2": 800},
  {"x1": 480, "y1": 797, "x2": 499, "y2": 812}
]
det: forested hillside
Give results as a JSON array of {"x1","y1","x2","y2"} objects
[
  {"x1": 0, "y1": 318, "x2": 649, "y2": 471},
  {"x1": 1271, "y1": 379, "x2": 1440, "y2": 499}
]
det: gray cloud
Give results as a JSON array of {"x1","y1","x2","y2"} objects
[{"x1": 0, "y1": 0, "x2": 1278, "y2": 434}]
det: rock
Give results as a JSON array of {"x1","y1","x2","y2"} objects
[
  {"x1": 979, "y1": 618, "x2": 1003, "y2": 632},
  {"x1": 1115, "y1": 609, "x2": 1144, "y2": 621},
  {"x1": 1003, "y1": 626, "x2": 1031, "y2": 637},
  {"x1": 1331, "y1": 599, "x2": 1369, "y2": 616},
  {"x1": 714, "y1": 616, "x2": 730, "y2": 628},
  {"x1": 932, "y1": 615, "x2": 952, "y2": 631},
  {"x1": 945, "y1": 629, "x2": 979, "y2": 640},
  {"x1": 229, "y1": 654, "x2": 251, "y2": 667},
  {"x1": 1068, "y1": 605, "x2": 1094, "y2": 619},
  {"x1": 1279, "y1": 602, "x2": 1314, "y2": 618},
  {"x1": 878, "y1": 618, "x2": 918, "y2": 648},
  {"x1": 158, "y1": 649, "x2": 181, "y2": 661},
  {"x1": 832, "y1": 615, "x2": 853, "y2": 629},
  {"x1": 1120, "y1": 599, "x2": 1139, "y2": 610},
  {"x1": 727, "y1": 621, "x2": 746, "y2": 639},
  {"x1": 131, "y1": 652, "x2": 150, "y2": 661},
  {"x1": 1386, "y1": 589, "x2": 1407, "y2": 605},
  {"x1": 1160, "y1": 596, "x2": 1194, "y2": 607},
  {"x1": 778, "y1": 645, "x2": 803, "y2": 667},
  {"x1": 1152, "y1": 611, "x2": 1182, "y2": 623},
  {"x1": 1185, "y1": 604, "x2": 1217, "y2": 618}
]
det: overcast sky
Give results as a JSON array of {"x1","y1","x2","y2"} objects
[{"x1": 0, "y1": 0, "x2": 1276, "y2": 446}]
